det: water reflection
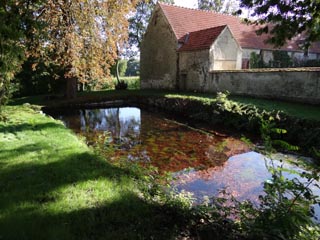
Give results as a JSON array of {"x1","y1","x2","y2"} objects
[
  {"x1": 173, "y1": 151, "x2": 320, "y2": 221},
  {"x1": 52, "y1": 107, "x2": 250, "y2": 172},
  {"x1": 49, "y1": 107, "x2": 319, "y2": 221},
  {"x1": 58, "y1": 107, "x2": 141, "y2": 148}
]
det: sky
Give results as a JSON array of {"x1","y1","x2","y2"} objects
[{"x1": 174, "y1": 0, "x2": 198, "y2": 8}]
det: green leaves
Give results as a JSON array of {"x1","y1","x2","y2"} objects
[{"x1": 239, "y1": 0, "x2": 320, "y2": 48}]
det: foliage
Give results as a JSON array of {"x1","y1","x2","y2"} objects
[
  {"x1": 115, "y1": 80, "x2": 129, "y2": 90},
  {"x1": 249, "y1": 52, "x2": 265, "y2": 68},
  {"x1": 127, "y1": 0, "x2": 174, "y2": 57},
  {"x1": 198, "y1": 0, "x2": 224, "y2": 12},
  {"x1": 191, "y1": 163, "x2": 320, "y2": 240},
  {"x1": 293, "y1": 59, "x2": 320, "y2": 68},
  {"x1": 30, "y1": 0, "x2": 138, "y2": 98},
  {"x1": 13, "y1": 59, "x2": 66, "y2": 97},
  {"x1": 110, "y1": 59, "x2": 128, "y2": 77},
  {"x1": 249, "y1": 50, "x2": 320, "y2": 69},
  {"x1": 0, "y1": 1, "x2": 28, "y2": 109},
  {"x1": 102, "y1": 77, "x2": 140, "y2": 90},
  {"x1": 250, "y1": 51, "x2": 293, "y2": 69},
  {"x1": 238, "y1": 0, "x2": 320, "y2": 49},
  {"x1": 240, "y1": 118, "x2": 320, "y2": 239},
  {"x1": 271, "y1": 50, "x2": 293, "y2": 68},
  {"x1": 198, "y1": 0, "x2": 239, "y2": 14},
  {"x1": 242, "y1": 162, "x2": 320, "y2": 240},
  {"x1": 1, "y1": 0, "x2": 139, "y2": 105},
  {"x1": 125, "y1": 58, "x2": 140, "y2": 76},
  {"x1": 183, "y1": 118, "x2": 320, "y2": 240}
]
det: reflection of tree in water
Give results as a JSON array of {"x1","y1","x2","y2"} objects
[
  {"x1": 55, "y1": 108, "x2": 249, "y2": 173},
  {"x1": 77, "y1": 108, "x2": 141, "y2": 149}
]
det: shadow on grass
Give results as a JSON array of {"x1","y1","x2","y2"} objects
[
  {"x1": 0, "y1": 147, "x2": 186, "y2": 239},
  {"x1": 0, "y1": 122, "x2": 66, "y2": 134},
  {"x1": 1, "y1": 190, "x2": 185, "y2": 240}
]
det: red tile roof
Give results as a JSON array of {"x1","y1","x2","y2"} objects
[
  {"x1": 178, "y1": 25, "x2": 227, "y2": 52},
  {"x1": 158, "y1": 3, "x2": 320, "y2": 53}
]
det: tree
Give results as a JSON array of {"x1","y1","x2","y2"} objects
[
  {"x1": 0, "y1": 1, "x2": 28, "y2": 108},
  {"x1": 127, "y1": 0, "x2": 174, "y2": 57},
  {"x1": 111, "y1": 60, "x2": 128, "y2": 77},
  {"x1": 223, "y1": 0, "x2": 240, "y2": 14},
  {"x1": 125, "y1": 59, "x2": 140, "y2": 76},
  {"x1": 198, "y1": 0, "x2": 224, "y2": 12},
  {"x1": 198, "y1": 0, "x2": 239, "y2": 14},
  {"x1": 30, "y1": 0, "x2": 137, "y2": 98},
  {"x1": 239, "y1": 0, "x2": 320, "y2": 48},
  {"x1": 1, "y1": 0, "x2": 138, "y2": 106}
]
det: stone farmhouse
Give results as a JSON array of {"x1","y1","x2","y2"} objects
[{"x1": 140, "y1": 3, "x2": 320, "y2": 91}]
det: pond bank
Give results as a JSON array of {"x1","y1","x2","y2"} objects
[
  {"x1": 0, "y1": 105, "x2": 194, "y2": 239},
  {"x1": 42, "y1": 91, "x2": 320, "y2": 162},
  {"x1": 4, "y1": 93, "x2": 320, "y2": 239}
]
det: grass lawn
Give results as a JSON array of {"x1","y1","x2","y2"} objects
[
  {"x1": 3, "y1": 91, "x2": 320, "y2": 239},
  {"x1": 103, "y1": 76, "x2": 140, "y2": 90},
  {"x1": 230, "y1": 95, "x2": 320, "y2": 121},
  {"x1": 0, "y1": 105, "x2": 186, "y2": 240}
]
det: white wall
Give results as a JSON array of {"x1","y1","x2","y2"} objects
[{"x1": 210, "y1": 28, "x2": 242, "y2": 70}]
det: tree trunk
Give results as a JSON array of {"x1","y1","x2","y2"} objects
[
  {"x1": 66, "y1": 77, "x2": 77, "y2": 99},
  {"x1": 116, "y1": 59, "x2": 120, "y2": 85}
]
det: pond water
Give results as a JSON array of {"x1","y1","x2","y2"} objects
[{"x1": 47, "y1": 107, "x2": 320, "y2": 221}]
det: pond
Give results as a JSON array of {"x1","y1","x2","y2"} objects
[{"x1": 47, "y1": 106, "x2": 320, "y2": 221}]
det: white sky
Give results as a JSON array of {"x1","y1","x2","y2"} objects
[{"x1": 174, "y1": 0, "x2": 198, "y2": 8}]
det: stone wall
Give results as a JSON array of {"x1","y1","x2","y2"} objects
[
  {"x1": 140, "y1": 6, "x2": 178, "y2": 89},
  {"x1": 178, "y1": 50, "x2": 209, "y2": 91},
  {"x1": 205, "y1": 70, "x2": 320, "y2": 104}
]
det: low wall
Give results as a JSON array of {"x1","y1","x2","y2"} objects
[{"x1": 206, "y1": 69, "x2": 320, "y2": 104}]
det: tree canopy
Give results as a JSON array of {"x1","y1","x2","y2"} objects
[
  {"x1": 239, "y1": 0, "x2": 320, "y2": 48},
  {"x1": 0, "y1": 0, "x2": 138, "y2": 104},
  {"x1": 198, "y1": 0, "x2": 224, "y2": 12},
  {"x1": 33, "y1": 0, "x2": 138, "y2": 98},
  {"x1": 0, "y1": 1, "x2": 29, "y2": 107},
  {"x1": 198, "y1": 0, "x2": 239, "y2": 13}
]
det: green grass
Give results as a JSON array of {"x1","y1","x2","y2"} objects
[
  {"x1": 230, "y1": 96, "x2": 320, "y2": 121},
  {"x1": 0, "y1": 104, "x2": 186, "y2": 239},
  {"x1": 103, "y1": 76, "x2": 140, "y2": 90},
  {"x1": 3, "y1": 92, "x2": 320, "y2": 238}
]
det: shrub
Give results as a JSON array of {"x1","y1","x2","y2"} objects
[{"x1": 115, "y1": 80, "x2": 128, "y2": 90}]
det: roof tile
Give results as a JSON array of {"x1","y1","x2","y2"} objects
[
  {"x1": 178, "y1": 25, "x2": 227, "y2": 52},
  {"x1": 158, "y1": 3, "x2": 320, "y2": 53}
]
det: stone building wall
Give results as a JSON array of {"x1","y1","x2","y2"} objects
[
  {"x1": 140, "y1": 7, "x2": 178, "y2": 89},
  {"x1": 178, "y1": 28, "x2": 242, "y2": 91},
  {"x1": 207, "y1": 70, "x2": 320, "y2": 104},
  {"x1": 178, "y1": 50, "x2": 209, "y2": 91}
]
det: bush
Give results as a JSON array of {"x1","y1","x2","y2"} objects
[
  {"x1": 102, "y1": 77, "x2": 140, "y2": 90},
  {"x1": 115, "y1": 80, "x2": 128, "y2": 90}
]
